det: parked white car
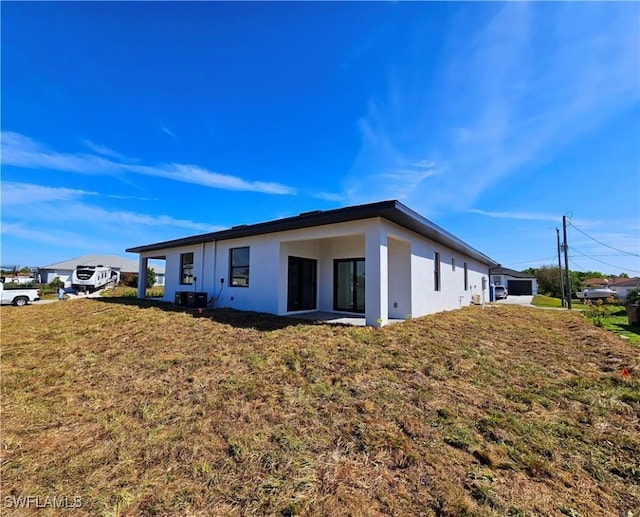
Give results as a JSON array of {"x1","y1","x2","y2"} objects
[
  {"x1": 494, "y1": 285, "x2": 508, "y2": 300},
  {"x1": 0, "y1": 277, "x2": 40, "y2": 306}
]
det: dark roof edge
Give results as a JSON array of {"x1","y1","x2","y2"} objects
[
  {"x1": 125, "y1": 200, "x2": 395, "y2": 253},
  {"x1": 384, "y1": 201, "x2": 498, "y2": 266},
  {"x1": 491, "y1": 266, "x2": 537, "y2": 278},
  {"x1": 126, "y1": 200, "x2": 498, "y2": 266}
]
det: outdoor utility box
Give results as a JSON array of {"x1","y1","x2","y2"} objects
[
  {"x1": 187, "y1": 292, "x2": 207, "y2": 308},
  {"x1": 627, "y1": 305, "x2": 640, "y2": 326},
  {"x1": 174, "y1": 291, "x2": 188, "y2": 306}
]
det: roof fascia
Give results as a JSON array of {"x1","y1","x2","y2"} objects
[{"x1": 126, "y1": 200, "x2": 498, "y2": 266}]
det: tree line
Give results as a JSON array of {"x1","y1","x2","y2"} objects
[{"x1": 523, "y1": 266, "x2": 630, "y2": 298}]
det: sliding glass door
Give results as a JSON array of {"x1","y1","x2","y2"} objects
[
  {"x1": 334, "y1": 258, "x2": 365, "y2": 313},
  {"x1": 287, "y1": 256, "x2": 317, "y2": 311}
]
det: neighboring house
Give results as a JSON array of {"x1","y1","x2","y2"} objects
[
  {"x1": 127, "y1": 200, "x2": 499, "y2": 327},
  {"x1": 607, "y1": 277, "x2": 640, "y2": 300},
  {"x1": 150, "y1": 267, "x2": 166, "y2": 287},
  {"x1": 490, "y1": 266, "x2": 538, "y2": 296},
  {"x1": 39, "y1": 254, "x2": 165, "y2": 287},
  {"x1": 7, "y1": 274, "x2": 36, "y2": 285},
  {"x1": 583, "y1": 277, "x2": 610, "y2": 288}
]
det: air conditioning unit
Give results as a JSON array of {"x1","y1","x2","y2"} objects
[
  {"x1": 472, "y1": 294, "x2": 482, "y2": 305},
  {"x1": 187, "y1": 292, "x2": 208, "y2": 308},
  {"x1": 174, "y1": 291, "x2": 188, "y2": 306}
]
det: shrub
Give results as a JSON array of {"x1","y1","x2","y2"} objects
[
  {"x1": 120, "y1": 272, "x2": 138, "y2": 288},
  {"x1": 625, "y1": 287, "x2": 640, "y2": 306},
  {"x1": 48, "y1": 277, "x2": 64, "y2": 289},
  {"x1": 583, "y1": 299, "x2": 610, "y2": 327},
  {"x1": 119, "y1": 269, "x2": 156, "y2": 289}
]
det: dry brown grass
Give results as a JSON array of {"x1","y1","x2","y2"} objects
[{"x1": 1, "y1": 299, "x2": 639, "y2": 516}]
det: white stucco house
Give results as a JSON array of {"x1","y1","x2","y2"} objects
[
  {"x1": 608, "y1": 277, "x2": 640, "y2": 301},
  {"x1": 126, "y1": 200, "x2": 499, "y2": 327},
  {"x1": 490, "y1": 266, "x2": 538, "y2": 296}
]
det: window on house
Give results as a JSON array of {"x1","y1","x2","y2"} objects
[
  {"x1": 452, "y1": 257, "x2": 456, "y2": 271},
  {"x1": 492, "y1": 275, "x2": 502, "y2": 286},
  {"x1": 464, "y1": 262, "x2": 468, "y2": 291},
  {"x1": 230, "y1": 247, "x2": 250, "y2": 287},
  {"x1": 180, "y1": 252, "x2": 194, "y2": 285},
  {"x1": 434, "y1": 251, "x2": 441, "y2": 291}
]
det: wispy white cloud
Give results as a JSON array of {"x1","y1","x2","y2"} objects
[
  {"x1": 1, "y1": 131, "x2": 296, "y2": 195},
  {"x1": 2, "y1": 132, "x2": 120, "y2": 175},
  {"x1": 467, "y1": 208, "x2": 602, "y2": 228},
  {"x1": 1, "y1": 182, "x2": 220, "y2": 233},
  {"x1": 1, "y1": 222, "x2": 101, "y2": 249},
  {"x1": 1, "y1": 181, "x2": 92, "y2": 205},
  {"x1": 1, "y1": 181, "x2": 224, "y2": 263},
  {"x1": 312, "y1": 191, "x2": 346, "y2": 202},
  {"x1": 468, "y1": 209, "x2": 559, "y2": 223},
  {"x1": 82, "y1": 140, "x2": 133, "y2": 162},
  {"x1": 570, "y1": 232, "x2": 640, "y2": 257},
  {"x1": 161, "y1": 126, "x2": 179, "y2": 141},
  {"x1": 127, "y1": 163, "x2": 294, "y2": 195},
  {"x1": 343, "y1": 3, "x2": 639, "y2": 214},
  {"x1": 1, "y1": 181, "x2": 158, "y2": 205},
  {"x1": 104, "y1": 193, "x2": 159, "y2": 201},
  {"x1": 365, "y1": 160, "x2": 442, "y2": 202}
]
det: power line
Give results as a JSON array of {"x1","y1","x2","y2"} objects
[
  {"x1": 569, "y1": 258, "x2": 586, "y2": 272},
  {"x1": 568, "y1": 222, "x2": 640, "y2": 257},
  {"x1": 584, "y1": 253, "x2": 640, "y2": 257},
  {"x1": 507, "y1": 255, "x2": 557, "y2": 266},
  {"x1": 570, "y1": 246, "x2": 640, "y2": 274}
]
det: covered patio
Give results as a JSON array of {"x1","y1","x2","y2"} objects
[
  {"x1": 290, "y1": 311, "x2": 407, "y2": 326},
  {"x1": 277, "y1": 223, "x2": 412, "y2": 327}
]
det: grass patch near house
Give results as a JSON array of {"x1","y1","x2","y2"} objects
[
  {"x1": 2, "y1": 301, "x2": 639, "y2": 516},
  {"x1": 594, "y1": 306, "x2": 640, "y2": 343},
  {"x1": 531, "y1": 295, "x2": 588, "y2": 309},
  {"x1": 531, "y1": 294, "x2": 564, "y2": 308},
  {"x1": 103, "y1": 285, "x2": 164, "y2": 298},
  {"x1": 531, "y1": 296, "x2": 640, "y2": 342}
]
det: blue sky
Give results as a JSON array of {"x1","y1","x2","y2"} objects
[{"x1": 2, "y1": 2, "x2": 639, "y2": 275}]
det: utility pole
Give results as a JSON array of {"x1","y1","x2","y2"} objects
[
  {"x1": 562, "y1": 215, "x2": 572, "y2": 310},
  {"x1": 556, "y1": 228, "x2": 566, "y2": 307}
]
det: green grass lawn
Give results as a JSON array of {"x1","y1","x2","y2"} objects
[
  {"x1": 531, "y1": 295, "x2": 588, "y2": 309},
  {"x1": 532, "y1": 296, "x2": 640, "y2": 343},
  {"x1": 102, "y1": 285, "x2": 164, "y2": 298},
  {"x1": 597, "y1": 307, "x2": 640, "y2": 343},
  {"x1": 531, "y1": 295, "x2": 564, "y2": 308}
]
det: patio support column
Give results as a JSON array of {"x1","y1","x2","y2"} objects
[
  {"x1": 365, "y1": 225, "x2": 388, "y2": 327},
  {"x1": 137, "y1": 256, "x2": 148, "y2": 299}
]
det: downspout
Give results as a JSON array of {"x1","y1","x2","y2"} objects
[
  {"x1": 488, "y1": 265, "x2": 500, "y2": 303},
  {"x1": 208, "y1": 239, "x2": 220, "y2": 307},
  {"x1": 200, "y1": 242, "x2": 205, "y2": 292},
  {"x1": 212, "y1": 240, "x2": 217, "y2": 297}
]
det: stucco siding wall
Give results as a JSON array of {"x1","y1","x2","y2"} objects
[
  {"x1": 213, "y1": 237, "x2": 280, "y2": 314},
  {"x1": 381, "y1": 220, "x2": 489, "y2": 317},
  {"x1": 388, "y1": 237, "x2": 411, "y2": 319},
  {"x1": 144, "y1": 244, "x2": 204, "y2": 303},
  {"x1": 139, "y1": 216, "x2": 492, "y2": 321},
  {"x1": 318, "y1": 234, "x2": 365, "y2": 313},
  {"x1": 144, "y1": 220, "x2": 375, "y2": 313}
]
